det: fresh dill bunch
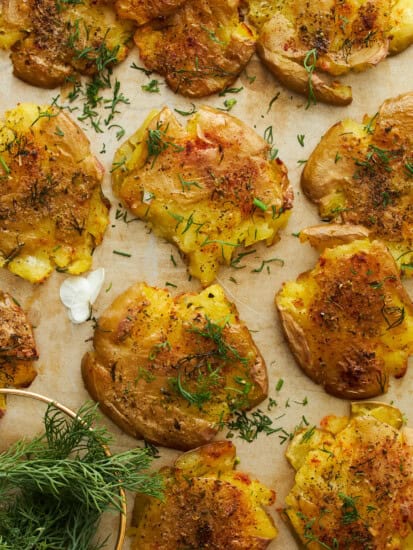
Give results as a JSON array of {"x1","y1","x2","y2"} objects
[{"x1": 0, "y1": 402, "x2": 163, "y2": 549}]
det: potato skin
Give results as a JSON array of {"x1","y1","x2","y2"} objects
[
  {"x1": 285, "y1": 403, "x2": 413, "y2": 549},
  {"x1": 0, "y1": 103, "x2": 109, "y2": 283},
  {"x1": 2, "y1": 0, "x2": 134, "y2": 88},
  {"x1": 112, "y1": 106, "x2": 292, "y2": 286},
  {"x1": 0, "y1": 291, "x2": 38, "y2": 416},
  {"x1": 276, "y1": 239, "x2": 413, "y2": 398},
  {"x1": 132, "y1": 441, "x2": 277, "y2": 549},
  {"x1": 82, "y1": 283, "x2": 268, "y2": 450},
  {"x1": 253, "y1": 0, "x2": 413, "y2": 105},
  {"x1": 115, "y1": 0, "x2": 187, "y2": 25},
  {"x1": 301, "y1": 92, "x2": 413, "y2": 275},
  {"x1": 134, "y1": 0, "x2": 256, "y2": 97}
]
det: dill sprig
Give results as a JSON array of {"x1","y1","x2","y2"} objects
[{"x1": 0, "y1": 402, "x2": 163, "y2": 549}]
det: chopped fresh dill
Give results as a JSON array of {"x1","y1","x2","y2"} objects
[
  {"x1": 252, "y1": 258, "x2": 284, "y2": 273},
  {"x1": 297, "y1": 134, "x2": 305, "y2": 147},
  {"x1": 113, "y1": 250, "x2": 131, "y2": 257},
  {"x1": 264, "y1": 125, "x2": 274, "y2": 144},
  {"x1": 141, "y1": 79, "x2": 160, "y2": 93},
  {"x1": 303, "y1": 48, "x2": 317, "y2": 109},
  {"x1": 146, "y1": 121, "x2": 184, "y2": 167},
  {"x1": 0, "y1": 155, "x2": 11, "y2": 175},
  {"x1": 230, "y1": 249, "x2": 256, "y2": 270},
  {"x1": 267, "y1": 92, "x2": 280, "y2": 113},
  {"x1": 218, "y1": 98, "x2": 237, "y2": 112},
  {"x1": 174, "y1": 103, "x2": 197, "y2": 116},
  {"x1": 253, "y1": 197, "x2": 268, "y2": 211},
  {"x1": 219, "y1": 86, "x2": 243, "y2": 96},
  {"x1": 275, "y1": 378, "x2": 284, "y2": 391},
  {"x1": 130, "y1": 63, "x2": 152, "y2": 76},
  {"x1": 178, "y1": 174, "x2": 202, "y2": 191},
  {"x1": 200, "y1": 25, "x2": 225, "y2": 45}
]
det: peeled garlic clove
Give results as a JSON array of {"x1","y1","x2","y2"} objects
[
  {"x1": 87, "y1": 268, "x2": 105, "y2": 304},
  {"x1": 60, "y1": 277, "x2": 91, "y2": 308},
  {"x1": 68, "y1": 302, "x2": 91, "y2": 324}
]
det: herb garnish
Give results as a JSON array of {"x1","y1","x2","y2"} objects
[
  {"x1": 146, "y1": 121, "x2": 184, "y2": 167},
  {"x1": 218, "y1": 98, "x2": 237, "y2": 111},
  {"x1": 339, "y1": 493, "x2": 361, "y2": 525},
  {"x1": 219, "y1": 86, "x2": 243, "y2": 96},
  {"x1": 252, "y1": 258, "x2": 284, "y2": 273},
  {"x1": 141, "y1": 79, "x2": 160, "y2": 93},
  {"x1": 303, "y1": 48, "x2": 317, "y2": 108},
  {"x1": 0, "y1": 402, "x2": 162, "y2": 549},
  {"x1": 225, "y1": 409, "x2": 282, "y2": 442},
  {"x1": 174, "y1": 104, "x2": 197, "y2": 116},
  {"x1": 179, "y1": 174, "x2": 202, "y2": 191},
  {"x1": 267, "y1": 92, "x2": 280, "y2": 113}
]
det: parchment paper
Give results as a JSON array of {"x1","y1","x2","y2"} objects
[{"x1": 0, "y1": 39, "x2": 412, "y2": 549}]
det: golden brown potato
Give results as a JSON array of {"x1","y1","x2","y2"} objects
[
  {"x1": 112, "y1": 106, "x2": 292, "y2": 286},
  {"x1": 252, "y1": 0, "x2": 413, "y2": 105},
  {"x1": 284, "y1": 402, "x2": 413, "y2": 549},
  {"x1": 302, "y1": 92, "x2": 413, "y2": 275},
  {"x1": 133, "y1": 0, "x2": 256, "y2": 97},
  {"x1": 275, "y1": 239, "x2": 413, "y2": 399},
  {"x1": 0, "y1": 290, "x2": 38, "y2": 416},
  {"x1": 115, "y1": 0, "x2": 187, "y2": 25},
  {"x1": 132, "y1": 441, "x2": 278, "y2": 549},
  {"x1": 0, "y1": 0, "x2": 134, "y2": 88},
  {"x1": 82, "y1": 283, "x2": 268, "y2": 450},
  {"x1": 0, "y1": 103, "x2": 110, "y2": 283}
]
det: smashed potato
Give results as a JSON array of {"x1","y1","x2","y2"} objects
[
  {"x1": 115, "y1": 0, "x2": 187, "y2": 25},
  {"x1": 252, "y1": 0, "x2": 413, "y2": 105},
  {"x1": 275, "y1": 239, "x2": 413, "y2": 398},
  {"x1": 132, "y1": 441, "x2": 277, "y2": 549},
  {"x1": 0, "y1": 103, "x2": 110, "y2": 283},
  {"x1": 284, "y1": 402, "x2": 413, "y2": 549},
  {"x1": 133, "y1": 0, "x2": 256, "y2": 97},
  {"x1": 0, "y1": 291, "x2": 38, "y2": 416},
  {"x1": 302, "y1": 92, "x2": 413, "y2": 275},
  {"x1": 112, "y1": 106, "x2": 292, "y2": 286},
  {"x1": 82, "y1": 283, "x2": 268, "y2": 450},
  {"x1": 0, "y1": 0, "x2": 134, "y2": 88}
]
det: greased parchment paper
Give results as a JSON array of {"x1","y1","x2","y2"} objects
[{"x1": 0, "y1": 42, "x2": 412, "y2": 549}]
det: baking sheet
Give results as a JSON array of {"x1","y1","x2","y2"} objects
[{"x1": 0, "y1": 39, "x2": 412, "y2": 549}]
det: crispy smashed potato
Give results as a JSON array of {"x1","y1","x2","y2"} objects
[
  {"x1": 115, "y1": 0, "x2": 187, "y2": 25},
  {"x1": 132, "y1": 441, "x2": 277, "y2": 549},
  {"x1": 284, "y1": 402, "x2": 413, "y2": 549},
  {"x1": 302, "y1": 92, "x2": 413, "y2": 275},
  {"x1": 275, "y1": 239, "x2": 413, "y2": 398},
  {"x1": 112, "y1": 106, "x2": 292, "y2": 286},
  {"x1": 82, "y1": 283, "x2": 268, "y2": 450},
  {"x1": 133, "y1": 0, "x2": 256, "y2": 97},
  {"x1": 0, "y1": 291, "x2": 38, "y2": 416},
  {"x1": 0, "y1": 103, "x2": 110, "y2": 283},
  {"x1": 0, "y1": 0, "x2": 134, "y2": 88},
  {"x1": 252, "y1": 0, "x2": 413, "y2": 105}
]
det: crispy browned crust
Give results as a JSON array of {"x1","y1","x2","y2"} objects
[
  {"x1": 4, "y1": 0, "x2": 133, "y2": 88},
  {"x1": 82, "y1": 282, "x2": 268, "y2": 449},
  {"x1": 276, "y1": 240, "x2": 413, "y2": 398},
  {"x1": 285, "y1": 410, "x2": 413, "y2": 549},
  {"x1": 255, "y1": 1, "x2": 392, "y2": 105},
  {"x1": 134, "y1": 0, "x2": 256, "y2": 97},
  {"x1": 115, "y1": 0, "x2": 187, "y2": 25},
  {"x1": 112, "y1": 105, "x2": 292, "y2": 286},
  {"x1": 0, "y1": 291, "x2": 38, "y2": 393},
  {"x1": 132, "y1": 441, "x2": 277, "y2": 549},
  {"x1": 0, "y1": 105, "x2": 109, "y2": 282},
  {"x1": 301, "y1": 92, "x2": 413, "y2": 247}
]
